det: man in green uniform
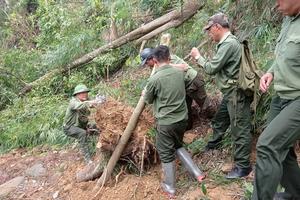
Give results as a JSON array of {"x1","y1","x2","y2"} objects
[
  {"x1": 140, "y1": 47, "x2": 207, "y2": 130},
  {"x1": 190, "y1": 13, "x2": 253, "y2": 179},
  {"x1": 252, "y1": 1, "x2": 300, "y2": 199},
  {"x1": 143, "y1": 45, "x2": 204, "y2": 197},
  {"x1": 63, "y1": 84, "x2": 100, "y2": 164}
]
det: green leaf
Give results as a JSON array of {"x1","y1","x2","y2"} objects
[{"x1": 201, "y1": 182, "x2": 207, "y2": 195}]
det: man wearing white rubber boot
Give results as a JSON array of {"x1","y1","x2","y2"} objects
[{"x1": 143, "y1": 45, "x2": 205, "y2": 198}]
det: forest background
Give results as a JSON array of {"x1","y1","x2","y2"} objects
[{"x1": 0, "y1": 0, "x2": 280, "y2": 160}]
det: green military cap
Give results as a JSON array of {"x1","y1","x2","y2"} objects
[{"x1": 73, "y1": 84, "x2": 90, "y2": 96}]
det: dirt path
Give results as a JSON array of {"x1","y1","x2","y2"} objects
[
  {"x1": 0, "y1": 93, "x2": 249, "y2": 200},
  {"x1": 0, "y1": 134, "x2": 247, "y2": 200}
]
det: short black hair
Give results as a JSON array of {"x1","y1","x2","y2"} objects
[{"x1": 152, "y1": 45, "x2": 170, "y2": 62}]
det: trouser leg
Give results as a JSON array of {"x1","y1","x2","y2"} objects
[
  {"x1": 156, "y1": 120, "x2": 187, "y2": 197},
  {"x1": 227, "y1": 90, "x2": 252, "y2": 169},
  {"x1": 266, "y1": 95, "x2": 282, "y2": 125},
  {"x1": 156, "y1": 120, "x2": 187, "y2": 163},
  {"x1": 64, "y1": 125, "x2": 92, "y2": 163},
  {"x1": 252, "y1": 98, "x2": 300, "y2": 200},
  {"x1": 266, "y1": 96, "x2": 300, "y2": 198},
  {"x1": 186, "y1": 74, "x2": 207, "y2": 110},
  {"x1": 280, "y1": 148, "x2": 300, "y2": 198},
  {"x1": 186, "y1": 96, "x2": 193, "y2": 130},
  {"x1": 206, "y1": 98, "x2": 230, "y2": 149}
]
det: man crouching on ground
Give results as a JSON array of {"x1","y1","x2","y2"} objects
[
  {"x1": 143, "y1": 45, "x2": 205, "y2": 198},
  {"x1": 63, "y1": 84, "x2": 100, "y2": 164}
]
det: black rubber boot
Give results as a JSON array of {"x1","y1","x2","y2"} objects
[
  {"x1": 225, "y1": 165, "x2": 252, "y2": 179},
  {"x1": 273, "y1": 192, "x2": 295, "y2": 200}
]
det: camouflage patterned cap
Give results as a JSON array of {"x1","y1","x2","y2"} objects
[{"x1": 203, "y1": 13, "x2": 230, "y2": 31}]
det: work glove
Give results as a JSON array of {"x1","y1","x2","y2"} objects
[
  {"x1": 95, "y1": 94, "x2": 106, "y2": 104},
  {"x1": 86, "y1": 94, "x2": 106, "y2": 107},
  {"x1": 87, "y1": 123, "x2": 100, "y2": 135}
]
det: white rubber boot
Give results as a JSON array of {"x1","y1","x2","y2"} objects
[
  {"x1": 176, "y1": 147, "x2": 205, "y2": 182},
  {"x1": 161, "y1": 161, "x2": 176, "y2": 198}
]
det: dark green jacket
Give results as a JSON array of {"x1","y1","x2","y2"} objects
[
  {"x1": 268, "y1": 14, "x2": 300, "y2": 99},
  {"x1": 197, "y1": 34, "x2": 241, "y2": 95},
  {"x1": 63, "y1": 97, "x2": 90, "y2": 129},
  {"x1": 170, "y1": 54, "x2": 198, "y2": 87},
  {"x1": 144, "y1": 64, "x2": 188, "y2": 125}
]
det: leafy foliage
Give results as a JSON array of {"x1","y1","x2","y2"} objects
[
  {"x1": 0, "y1": 96, "x2": 69, "y2": 153},
  {"x1": 0, "y1": 0, "x2": 282, "y2": 153},
  {"x1": 242, "y1": 181, "x2": 254, "y2": 200}
]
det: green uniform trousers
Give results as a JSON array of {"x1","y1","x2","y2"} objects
[
  {"x1": 207, "y1": 89, "x2": 253, "y2": 168},
  {"x1": 63, "y1": 125, "x2": 92, "y2": 162},
  {"x1": 186, "y1": 73, "x2": 207, "y2": 130},
  {"x1": 156, "y1": 120, "x2": 187, "y2": 163},
  {"x1": 252, "y1": 95, "x2": 300, "y2": 200}
]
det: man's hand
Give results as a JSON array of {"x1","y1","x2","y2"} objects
[
  {"x1": 86, "y1": 95, "x2": 106, "y2": 107},
  {"x1": 86, "y1": 100, "x2": 97, "y2": 108},
  {"x1": 190, "y1": 47, "x2": 201, "y2": 59},
  {"x1": 95, "y1": 94, "x2": 106, "y2": 104},
  {"x1": 141, "y1": 89, "x2": 146, "y2": 97},
  {"x1": 260, "y1": 72, "x2": 273, "y2": 93}
]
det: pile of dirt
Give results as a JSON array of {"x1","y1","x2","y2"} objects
[
  {"x1": 94, "y1": 98, "x2": 157, "y2": 170},
  {"x1": 200, "y1": 92, "x2": 222, "y2": 119},
  {"x1": 93, "y1": 93, "x2": 221, "y2": 170}
]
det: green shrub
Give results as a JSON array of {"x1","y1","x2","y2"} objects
[{"x1": 0, "y1": 95, "x2": 69, "y2": 153}]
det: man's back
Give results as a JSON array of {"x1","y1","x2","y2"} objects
[
  {"x1": 144, "y1": 65, "x2": 187, "y2": 125},
  {"x1": 170, "y1": 54, "x2": 198, "y2": 87}
]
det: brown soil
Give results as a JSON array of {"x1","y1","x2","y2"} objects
[
  {"x1": 3, "y1": 66, "x2": 280, "y2": 199},
  {"x1": 0, "y1": 94, "x2": 245, "y2": 200},
  {"x1": 0, "y1": 83, "x2": 235, "y2": 200},
  {"x1": 2, "y1": 144, "x2": 299, "y2": 200},
  {"x1": 0, "y1": 142, "x2": 243, "y2": 200}
]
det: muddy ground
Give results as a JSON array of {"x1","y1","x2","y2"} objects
[
  {"x1": 0, "y1": 136, "x2": 245, "y2": 200},
  {"x1": 0, "y1": 100, "x2": 249, "y2": 200},
  {"x1": 2, "y1": 67, "x2": 299, "y2": 200},
  {"x1": 0, "y1": 85, "x2": 257, "y2": 200}
]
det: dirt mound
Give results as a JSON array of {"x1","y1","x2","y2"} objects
[
  {"x1": 95, "y1": 98, "x2": 157, "y2": 170},
  {"x1": 200, "y1": 92, "x2": 222, "y2": 119}
]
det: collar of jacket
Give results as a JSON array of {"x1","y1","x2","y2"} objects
[
  {"x1": 218, "y1": 31, "x2": 231, "y2": 45},
  {"x1": 292, "y1": 12, "x2": 300, "y2": 21},
  {"x1": 154, "y1": 64, "x2": 171, "y2": 73}
]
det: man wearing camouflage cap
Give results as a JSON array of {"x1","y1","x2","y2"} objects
[
  {"x1": 63, "y1": 84, "x2": 100, "y2": 164},
  {"x1": 190, "y1": 13, "x2": 253, "y2": 179}
]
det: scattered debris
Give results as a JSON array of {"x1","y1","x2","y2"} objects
[
  {"x1": 0, "y1": 176, "x2": 25, "y2": 198},
  {"x1": 25, "y1": 163, "x2": 47, "y2": 178}
]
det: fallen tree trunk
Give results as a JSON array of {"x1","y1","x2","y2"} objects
[{"x1": 19, "y1": 0, "x2": 204, "y2": 96}]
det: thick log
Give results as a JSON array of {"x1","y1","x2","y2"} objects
[{"x1": 19, "y1": 0, "x2": 203, "y2": 96}]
